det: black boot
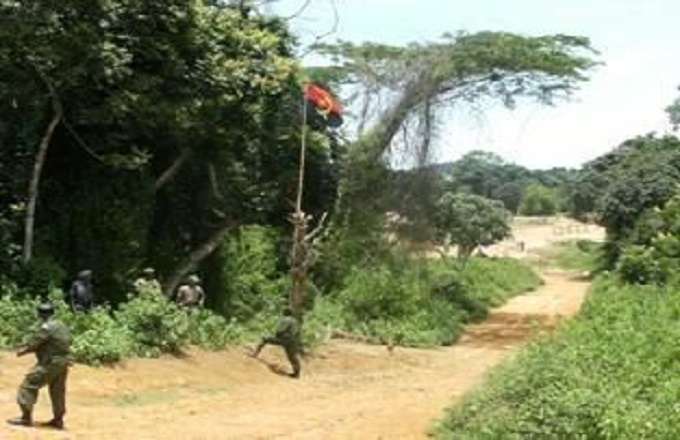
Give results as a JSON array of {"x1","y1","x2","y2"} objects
[
  {"x1": 7, "y1": 408, "x2": 32, "y2": 427},
  {"x1": 40, "y1": 418, "x2": 64, "y2": 430}
]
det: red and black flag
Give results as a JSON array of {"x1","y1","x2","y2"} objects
[{"x1": 303, "y1": 82, "x2": 343, "y2": 128}]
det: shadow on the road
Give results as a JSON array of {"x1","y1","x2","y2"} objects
[
  {"x1": 247, "y1": 352, "x2": 293, "y2": 378},
  {"x1": 459, "y1": 312, "x2": 560, "y2": 349}
]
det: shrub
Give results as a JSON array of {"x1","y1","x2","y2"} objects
[
  {"x1": 0, "y1": 291, "x2": 40, "y2": 348},
  {"x1": 433, "y1": 276, "x2": 680, "y2": 439},
  {"x1": 65, "y1": 308, "x2": 135, "y2": 365},
  {"x1": 115, "y1": 295, "x2": 190, "y2": 357},
  {"x1": 186, "y1": 308, "x2": 248, "y2": 349},
  {"x1": 338, "y1": 266, "x2": 420, "y2": 321},
  {"x1": 519, "y1": 182, "x2": 559, "y2": 216},
  {"x1": 220, "y1": 226, "x2": 289, "y2": 320},
  {"x1": 615, "y1": 191, "x2": 680, "y2": 284},
  {"x1": 326, "y1": 256, "x2": 540, "y2": 347}
]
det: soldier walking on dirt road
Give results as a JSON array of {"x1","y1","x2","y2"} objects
[
  {"x1": 251, "y1": 307, "x2": 301, "y2": 378},
  {"x1": 8, "y1": 303, "x2": 71, "y2": 430}
]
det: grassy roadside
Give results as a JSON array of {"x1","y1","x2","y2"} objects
[{"x1": 431, "y1": 241, "x2": 680, "y2": 439}]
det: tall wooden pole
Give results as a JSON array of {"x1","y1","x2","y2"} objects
[{"x1": 289, "y1": 91, "x2": 309, "y2": 319}]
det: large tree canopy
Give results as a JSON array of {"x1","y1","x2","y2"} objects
[
  {"x1": 0, "y1": 0, "x2": 340, "y2": 301},
  {"x1": 0, "y1": 1, "x2": 599, "y2": 311},
  {"x1": 310, "y1": 32, "x2": 597, "y2": 245}
]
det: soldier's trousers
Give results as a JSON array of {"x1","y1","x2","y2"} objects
[
  {"x1": 259, "y1": 337, "x2": 300, "y2": 375},
  {"x1": 18, "y1": 362, "x2": 69, "y2": 418}
]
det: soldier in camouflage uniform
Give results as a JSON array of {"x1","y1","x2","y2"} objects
[
  {"x1": 7, "y1": 303, "x2": 71, "y2": 430},
  {"x1": 133, "y1": 267, "x2": 162, "y2": 296},
  {"x1": 175, "y1": 274, "x2": 205, "y2": 308},
  {"x1": 251, "y1": 307, "x2": 301, "y2": 378}
]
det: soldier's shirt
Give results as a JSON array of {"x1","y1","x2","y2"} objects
[
  {"x1": 275, "y1": 316, "x2": 300, "y2": 345},
  {"x1": 134, "y1": 278, "x2": 162, "y2": 295},
  {"x1": 30, "y1": 319, "x2": 71, "y2": 365},
  {"x1": 177, "y1": 285, "x2": 204, "y2": 305}
]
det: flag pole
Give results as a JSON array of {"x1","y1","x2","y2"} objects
[
  {"x1": 290, "y1": 87, "x2": 309, "y2": 319},
  {"x1": 295, "y1": 88, "x2": 308, "y2": 213}
]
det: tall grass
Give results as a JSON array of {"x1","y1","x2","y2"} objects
[
  {"x1": 433, "y1": 275, "x2": 680, "y2": 439},
  {"x1": 305, "y1": 256, "x2": 542, "y2": 348}
]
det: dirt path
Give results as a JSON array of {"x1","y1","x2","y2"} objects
[{"x1": 0, "y1": 268, "x2": 590, "y2": 440}]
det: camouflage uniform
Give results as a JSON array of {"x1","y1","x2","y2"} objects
[
  {"x1": 253, "y1": 309, "x2": 301, "y2": 378},
  {"x1": 175, "y1": 275, "x2": 205, "y2": 308},
  {"x1": 133, "y1": 268, "x2": 162, "y2": 296},
  {"x1": 9, "y1": 304, "x2": 71, "y2": 429}
]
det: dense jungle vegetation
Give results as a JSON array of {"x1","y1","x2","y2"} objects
[{"x1": 0, "y1": 0, "x2": 601, "y2": 363}]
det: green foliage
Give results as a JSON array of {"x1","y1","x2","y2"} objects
[
  {"x1": 61, "y1": 307, "x2": 135, "y2": 365},
  {"x1": 0, "y1": 1, "x2": 340, "y2": 306},
  {"x1": 185, "y1": 308, "x2": 247, "y2": 349},
  {"x1": 614, "y1": 191, "x2": 680, "y2": 284},
  {"x1": 454, "y1": 258, "x2": 543, "y2": 307},
  {"x1": 433, "y1": 276, "x2": 680, "y2": 439},
  {"x1": 219, "y1": 225, "x2": 289, "y2": 318},
  {"x1": 519, "y1": 182, "x2": 559, "y2": 216},
  {"x1": 338, "y1": 266, "x2": 421, "y2": 321},
  {"x1": 115, "y1": 295, "x2": 190, "y2": 357},
  {"x1": 436, "y1": 151, "x2": 576, "y2": 215},
  {"x1": 320, "y1": 32, "x2": 597, "y2": 248},
  {"x1": 547, "y1": 239, "x2": 603, "y2": 272},
  {"x1": 315, "y1": 255, "x2": 540, "y2": 348},
  {"x1": 0, "y1": 290, "x2": 40, "y2": 348},
  {"x1": 435, "y1": 193, "x2": 512, "y2": 258},
  {"x1": 570, "y1": 134, "x2": 680, "y2": 232},
  {"x1": 15, "y1": 256, "x2": 67, "y2": 298}
]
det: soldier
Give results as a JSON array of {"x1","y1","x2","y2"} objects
[
  {"x1": 251, "y1": 307, "x2": 301, "y2": 378},
  {"x1": 133, "y1": 267, "x2": 162, "y2": 296},
  {"x1": 175, "y1": 274, "x2": 205, "y2": 308},
  {"x1": 7, "y1": 303, "x2": 71, "y2": 430},
  {"x1": 67, "y1": 270, "x2": 94, "y2": 312}
]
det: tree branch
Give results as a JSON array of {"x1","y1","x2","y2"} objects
[
  {"x1": 154, "y1": 149, "x2": 192, "y2": 192},
  {"x1": 22, "y1": 68, "x2": 62, "y2": 264},
  {"x1": 162, "y1": 220, "x2": 240, "y2": 298}
]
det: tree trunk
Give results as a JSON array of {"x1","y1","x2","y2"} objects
[
  {"x1": 154, "y1": 149, "x2": 192, "y2": 192},
  {"x1": 162, "y1": 220, "x2": 239, "y2": 298},
  {"x1": 22, "y1": 100, "x2": 62, "y2": 264}
]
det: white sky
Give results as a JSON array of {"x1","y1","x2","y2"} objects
[{"x1": 272, "y1": 0, "x2": 680, "y2": 169}]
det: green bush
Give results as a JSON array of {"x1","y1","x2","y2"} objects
[
  {"x1": 186, "y1": 308, "x2": 248, "y2": 349},
  {"x1": 433, "y1": 276, "x2": 680, "y2": 439},
  {"x1": 65, "y1": 308, "x2": 135, "y2": 365},
  {"x1": 616, "y1": 245, "x2": 664, "y2": 284},
  {"x1": 615, "y1": 192, "x2": 680, "y2": 284},
  {"x1": 519, "y1": 182, "x2": 559, "y2": 216},
  {"x1": 220, "y1": 226, "x2": 289, "y2": 319},
  {"x1": 115, "y1": 294, "x2": 190, "y2": 357},
  {"x1": 302, "y1": 298, "x2": 347, "y2": 348},
  {"x1": 0, "y1": 291, "x2": 40, "y2": 348},
  {"x1": 323, "y1": 256, "x2": 540, "y2": 348},
  {"x1": 338, "y1": 266, "x2": 420, "y2": 321}
]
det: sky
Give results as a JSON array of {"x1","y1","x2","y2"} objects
[{"x1": 272, "y1": 0, "x2": 680, "y2": 169}]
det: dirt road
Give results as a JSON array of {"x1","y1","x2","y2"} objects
[{"x1": 0, "y1": 268, "x2": 590, "y2": 440}]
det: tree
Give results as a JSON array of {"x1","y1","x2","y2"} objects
[
  {"x1": 0, "y1": 1, "x2": 340, "y2": 304},
  {"x1": 569, "y1": 134, "x2": 680, "y2": 234},
  {"x1": 519, "y1": 182, "x2": 559, "y2": 216},
  {"x1": 312, "y1": 32, "x2": 598, "y2": 252},
  {"x1": 434, "y1": 193, "x2": 512, "y2": 259}
]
